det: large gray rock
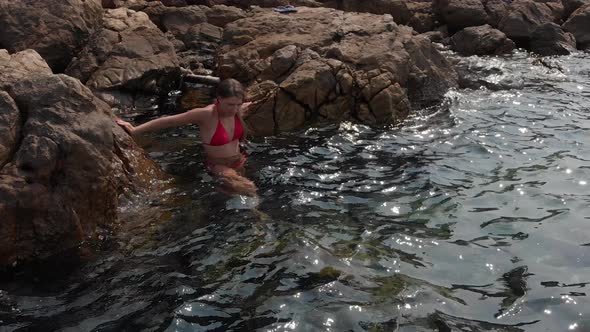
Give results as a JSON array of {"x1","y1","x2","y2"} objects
[
  {"x1": 321, "y1": 0, "x2": 412, "y2": 25},
  {"x1": 0, "y1": 0, "x2": 103, "y2": 73},
  {"x1": 562, "y1": 0, "x2": 587, "y2": 18},
  {"x1": 0, "y1": 92, "x2": 19, "y2": 168},
  {"x1": 144, "y1": 4, "x2": 207, "y2": 33},
  {"x1": 499, "y1": 0, "x2": 563, "y2": 44},
  {"x1": 545, "y1": 1, "x2": 566, "y2": 22},
  {"x1": 106, "y1": 0, "x2": 322, "y2": 9},
  {"x1": 65, "y1": 8, "x2": 181, "y2": 108},
  {"x1": 407, "y1": 1, "x2": 436, "y2": 33},
  {"x1": 142, "y1": 4, "x2": 241, "y2": 71},
  {"x1": 217, "y1": 7, "x2": 458, "y2": 135},
  {"x1": 201, "y1": 5, "x2": 247, "y2": 27},
  {"x1": 450, "y1": 25, "x2": 515, "y2": 56},
  {"x1": 184, "y1": 0, "x2": 323, "y2": 8},
  {"x1": 563, "y1": 4, "x2": 590, "y2": 48},
  {"x1": 0, "y1": 49, "x2": 164, "y2": 267},
  {"x1": 531, "y1": 22, "x2": 577, "y2": 55},
  {"x1": 484, "y1": 0, "x2": 510, "y2": 27},
  {"x1": 433, "y1": 0, "x2": 489, "y2": 31},
  {"x1": 0, "y1": 49, "x2": 52, "y2": 169}
]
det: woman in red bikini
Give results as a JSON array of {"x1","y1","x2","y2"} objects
[{"x1": 116, "y1": 78, "x2": 257, "y2": 196}]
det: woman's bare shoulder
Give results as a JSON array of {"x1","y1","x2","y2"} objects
[
  {"x1": 188, "y1": 103, "x2": 215, "y2": 113},
  {"x1": 185, "y1": 104, "x2": 215, "y2": 122}
]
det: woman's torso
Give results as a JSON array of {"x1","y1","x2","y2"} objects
[{"x1": 199, "y1": 105, "x2": 243, "y2": 161}]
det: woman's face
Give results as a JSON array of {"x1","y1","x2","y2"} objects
[{"x1": 217, "y1": 96, "x2": 243, "y2": 116}]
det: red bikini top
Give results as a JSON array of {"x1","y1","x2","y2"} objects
[{"x1": 207, "y1": 102, "x2": 244, "y2": 146}]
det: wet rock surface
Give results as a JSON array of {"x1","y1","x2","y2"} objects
[
  {"x1": 0, "y1": 0, "x2": 103, "y2": 73},
  {"x1": 0, "y1": 50, "x2": 163, "y2": 267},
  {"x1": 218, "y1": 7, "x2": 458, "y2": 134}
]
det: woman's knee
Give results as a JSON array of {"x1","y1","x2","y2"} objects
[{"x1": 210, "y1": 165, "x2": 237, "y2": 177}]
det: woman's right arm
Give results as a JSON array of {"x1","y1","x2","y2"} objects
[{"x1": 116, "y1": 107, "x2": 208, "y2": 136}]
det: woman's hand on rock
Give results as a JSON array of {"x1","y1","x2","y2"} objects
[{"x1": 116, "y1": 118, "x2": 135, "y2": 136}]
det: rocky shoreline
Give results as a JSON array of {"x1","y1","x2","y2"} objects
[{"x1": 0, "y1": 0, "x2": 588, "y2": 267}]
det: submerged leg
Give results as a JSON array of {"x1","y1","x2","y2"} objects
[{"x1": 209, "y1": 164, "x2": 257, "y2": 197}]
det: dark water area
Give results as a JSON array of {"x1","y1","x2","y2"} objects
[{"x1": 1, "y1": 51, "x2": 589, "y2": 331}]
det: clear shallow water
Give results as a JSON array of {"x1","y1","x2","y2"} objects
[{"x1": 1, "y1": 51, "x2": 590, "y2": 331}]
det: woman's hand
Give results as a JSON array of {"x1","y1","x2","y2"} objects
[{"x1": 116, "y1": 118, "x2": 135, "y2": 136}]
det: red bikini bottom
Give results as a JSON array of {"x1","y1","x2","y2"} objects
[{"x1": 205, "y1": 152, "x2": 247, "y2": 173}]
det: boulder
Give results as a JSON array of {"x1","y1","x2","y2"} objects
[
  {"x1": 161, "y1": 0, "x2": 189, "y2": 6},
  {"x1": 433, "y1": 0, "x2": 489, "y2": 32},
  {"x1": 530, "y1": 22, "x2": 577, "y2": 55},
  {"x1": 186, "y1": 23, "x2": 224, "y2": 44},
  {"x1": 153, "y1": 5, "x2": 208, "y2": 35},
  {"x1": 102, "y1": 0, "x2": 155, "y2": 10},
  {"x1": 162, "y1": 0, "x2": 322, "y2": 7},
  {"x1": 65, "y1": 8, "x2": 181, "y2": 109},
  {"x1": 182, "y1": 23, "x2": 224, "y2": 70},
  {"x1": 450, "y1": 25, "x2": 515, "y2": 56},
  {"x1": 562, "y1": 0, "x2": 588, "y2": 18},
  {"x1": 408, "y1": 12, "x2": 436, "y2": 33},
  {"x1": 0, "y1": 0, "x2": 103, "y2": 73},
  {"x1": 407, "y1": 1, "x2": 436, "y2": 33},
  {"x1": 545, "y1": 1, "x2": 566, "y2": 22},
  {"x1": 0, "y1": 49, "x2": 163, "y2": 267},
  {"x1": 499, "y1": 0, "x2": 563, "y2": 45},
  {"x1": 201, "y1": 5, "x2": 248, "y2": 27},
  {"x1": 102, "y1": 0, "x2": 122, "y2": 8},
  {"x1": 322, "y1": 0, "x2": 412, "y2": 25},
  {"x1": 0, "y1": 92, "x2": 19, "y2": 168},
  {"x1": 563, "y1": 4, "x2": 590, "y2": 49},
  {"x1": 142, "y1": 4, "x2": 241, "y2": 71},
  {"x1": 218, "y1": 7, "x2": 458, "y2": 134},
  {"x1": 484, "y1": 0, "x2": 510, "y2": 27}
]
